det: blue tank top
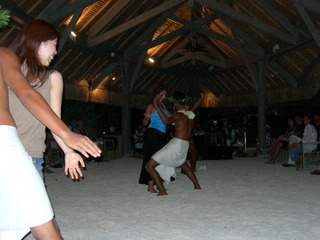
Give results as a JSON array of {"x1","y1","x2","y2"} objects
[{"x1": 149, "y1": 103, "x2": 170, "y2": 133}]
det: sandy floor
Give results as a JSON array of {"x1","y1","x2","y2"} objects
[{"x1": 25, "y1": 156, "x2": 320, "y2": 240}]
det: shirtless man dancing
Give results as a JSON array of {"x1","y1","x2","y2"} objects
[{"x1": 146, "y1": 91, "x2": 204, "y2": 196}]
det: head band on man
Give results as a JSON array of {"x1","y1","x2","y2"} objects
[{"x1": 169, "y1": 91, "x2": 191, "y2": 105}]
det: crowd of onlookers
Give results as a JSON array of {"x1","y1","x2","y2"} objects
[
  {"x1": 264, "y1": 113, "x2": 320, "y2": 173},
  {"x1": 132, "y1": 111, "x2": 320, "y2": 173}
]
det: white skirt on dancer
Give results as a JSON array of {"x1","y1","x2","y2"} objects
[
  {"x1": 153, "y1": 138, "x2": 189, "y2": 185},
  {"x1": 0, "y1": 126, "x2": 53, "y2": 239}
]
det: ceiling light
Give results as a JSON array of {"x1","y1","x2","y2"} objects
[
  {"x1": 70, "y1": 31, "x2": 77, "y2": 40},
  {"x1": 112, "y1": 76, "x2": 116, "y2": 81},
  {"x1": 148, "y1": 57, "x2": 155, "y2": 63}
]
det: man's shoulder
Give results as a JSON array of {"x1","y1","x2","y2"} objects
[
  {"x1": 0, "y1": 47, "x2": 13, "y2": 54},
  {"x1": 0, "y1": 47, "x2": 15, "y2": 61}
]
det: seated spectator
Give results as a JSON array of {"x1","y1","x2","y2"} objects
[
  {"x1": 312, "y1": 113, "x2": 320, "y2": 150},
  {"x1": 312, "y1": 113, "x2": 320, "y2": 134},
  {"x1": 134, "y1": 124, "x2": 145, "y2": 152},
  {"x1": 224, "y1": 121, "x2": 243, "y2": 157},
  {"x1": 287, "y1": 113, "x2": 318, "y2": 169},
  {"x1": 310, "y1": 113, "x2": 320, "y2": 174},
  {"x1": 193, "y1": 122, "x2": 206, "y2": 137},
  {"x1": 264, "y1": 117, "x2": 295, "y2": 164}
]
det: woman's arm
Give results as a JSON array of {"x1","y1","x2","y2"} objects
[
  {"x1": 153, "y1": 93, "x2": 175, "y2": 125},
  {"x1": 49, "y1": 71, "x2": 86, "y2": 179},
  {"x1": 142, "y1": 103, "x2": 153, "y2": 126}
]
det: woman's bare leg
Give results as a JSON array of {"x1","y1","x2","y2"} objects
[
  {"x1": 30, "y1": 219, "x2": 63, "y2": 240},
  {"x1": 265, "y1": 135, "x2": 284, "y2": 152},
  {"x1": 147, "y1": 180, "x2": 157, "y2": 193},
  {"x1": 269, "y1": 142, "x2": 283, "y2": 163}
]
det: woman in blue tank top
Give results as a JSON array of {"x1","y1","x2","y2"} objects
[{"x1": 138, "y1": 84, "x2": 170, "y2": 193}]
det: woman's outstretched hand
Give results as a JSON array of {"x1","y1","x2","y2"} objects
[
  {"x1": 62, "y1": 132, "x2": 101, "y2": 158},
  {"x1": 64, "y1": 151, "x2": 86, "y2": 180}
]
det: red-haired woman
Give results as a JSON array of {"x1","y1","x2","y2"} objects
[
  {"x1": 138, "y1": 84, "x2": 170, "y2": 193},
  {"x1": 1, "y1": 20, "x2": 100, "y2": 239},
  {"x1": 0, "y1": 23, "x2": 100, "y2": 240}
]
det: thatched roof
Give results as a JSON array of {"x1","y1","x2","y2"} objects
[{"x1": 1, "y1": 0, "x2": 320, "y2": 108}]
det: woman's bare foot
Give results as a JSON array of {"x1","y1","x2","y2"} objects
[
  {"x1": 147, "y1": 180, "x2": 158, "y2": 193},
  {"x1": 148, "y1": 188, "x2": 158, "y2": 193},
  {"x1": 265, "y1": 160, "x2": 275, "y2": 164}
]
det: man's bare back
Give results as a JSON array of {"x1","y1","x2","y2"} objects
[
  {"x1": 172, "y1": 112, "x2": 194, "y2": 141},
  {"x1": 0, "y1": 47, "x2": 20, "y2": 127}
]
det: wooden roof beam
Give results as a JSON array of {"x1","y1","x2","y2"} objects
[
  {"x1": 0, "y1": 0, "x2": 32, "y2": 23},
  {"x1": 195, "y1": 33, "x2": 227, "y2": 63},
  {"x1": 268, "y1": 61, "x2": 298, "y2": 88},
  {"x1": 198, "y1": 0, "x2": 298, "y2": 43},
  {"x1": 298, "y1": 56, "x2": 320, "y2": 85},
  {"x1": 198, "y1": 27, "x2": 258, "y2": 56},
  {"x1": 254, "y1": 0, "x2": 299, "y2": 38},
  {"x1": 163, "y1": 51, "x2": 226, "y2": 68},
  {"x1": 87, "y1": 0, "x2": 131, "y2": 39},
  {"x1": 38, "y1": 0, "x2": 96, "y2": 23},
  {"x1": 37, "y1": 0, "x2": 67, "y2": 20},
  {"x1": 292, "y1": 0, "x2": 320, "y2": 15},
  {"x1": 218, "y1": 14, "x2": 265, "y2": 57},
  {"x1": 136, "y1": 26, "x2": 189, "y2": 54},
  {"x1": 124, "y1": 9, "x2": 182, "y2": 90},
  {"x1": 294, "y1": 3, "x2": 320, "y2": 48},
  {"x1": 58, "y1": 8, "x2": 84, "y2": 53},
  {"x1": 161, "y1": 37, "x2": 190, "y2": 63},
  {"x1": 88, "y1": 0, "x2": 185, "y2": 46},
  {"x1": 91, "y1": 62, "x2": 119, "y2": 90},
  {"x1": 240, "y1": 49, "x2": 258, "y2": 91},
  {"x1": 124, "y1": 8, "x2": 178, "y2": 57}
]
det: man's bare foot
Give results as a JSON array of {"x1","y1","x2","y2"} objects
[{"x1": 157, "y1": 191, "x2": 168, "y2": 196}]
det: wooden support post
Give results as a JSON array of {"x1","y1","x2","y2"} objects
[
  {"x1": 120, "y1": 59, "x2": 132, "y2": 157},
  {"x1": 257, "y1": 60, "x2": 267, "y2": 152}
]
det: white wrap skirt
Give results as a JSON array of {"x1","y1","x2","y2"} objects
[
  {"x1": 0, "y1": 126, "x2": 53, "y2": 239},
  {"x1": 152, "y1": 138, "x2": 189, "y2": 185}
]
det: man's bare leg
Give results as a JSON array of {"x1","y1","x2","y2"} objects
[
  {"x1": 146, "y1": 159, "x2": 167, "y2": 196},
  {"x1": 30, "y1": 219, "x2": 63, "y2": 240},
  {"x1": 188, "y1": 138, "x2": 197, "y2": 171},
  {"x1": 180, "y1": 163, "x2": 201, "y2": 189}
]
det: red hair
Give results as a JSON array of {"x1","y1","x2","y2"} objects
[{"x1": 11, "y1": 20, "x2": 58, "y2": 85}]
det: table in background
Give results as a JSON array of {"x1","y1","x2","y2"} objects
[{"x1": 97, "y1": 135, "x2": 122, "y2": 159}]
